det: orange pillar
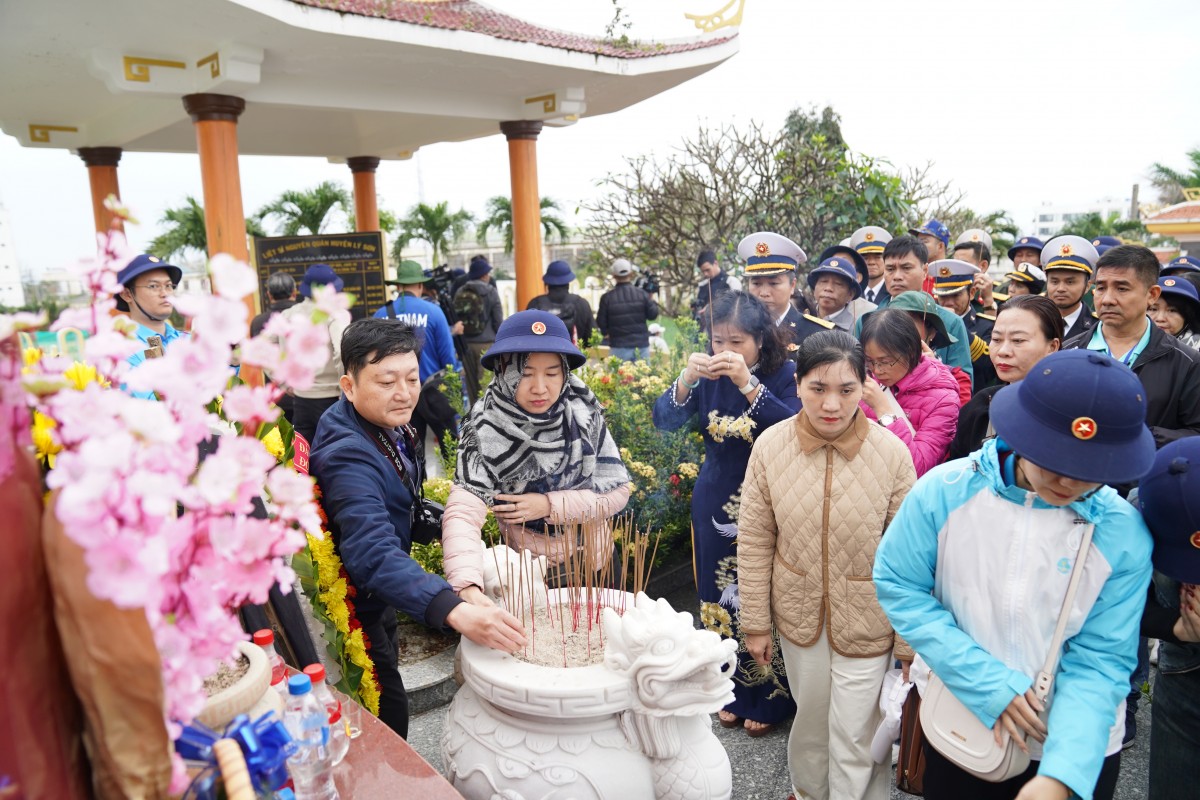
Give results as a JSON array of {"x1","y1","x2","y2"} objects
[
  {"x1": 182, "y1": 93, "x2": 256, "y2": 319},
  {"x1": 500, "y1": 121, "x2": 544, "y2": 311},
  {"x1": 77, "y1": 147, "x2": 123, "y2": 234},
  {"x1": 347, "y1": 156, "x2": 381, "y2": 232}
]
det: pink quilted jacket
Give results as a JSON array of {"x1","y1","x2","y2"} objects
[{"x1": 863, "y1": 355, "x2": 960, "y2": 476}]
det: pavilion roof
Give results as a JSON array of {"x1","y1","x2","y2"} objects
[{"x1": 287, "y1": 0, "x2": 735, "y2": 58}]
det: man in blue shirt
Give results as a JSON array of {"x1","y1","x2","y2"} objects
[
  {"x1": 116, "y1": 254, "x2": 186, "y2": 400},
  {"x1": 375, "y1": 260, "x2": 463, "y2": 460}
]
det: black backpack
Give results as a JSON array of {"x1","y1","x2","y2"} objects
[
  {"x1": 531, "y1": 295, "x2": 577, "y2": 342},
  {"x1": 454, "y1": 284, "x2": 488, "y2": 336}
]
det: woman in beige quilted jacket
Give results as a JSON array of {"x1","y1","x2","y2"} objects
[{"x1": 738, "y1": 329, "x2": 917, "y2": 800}]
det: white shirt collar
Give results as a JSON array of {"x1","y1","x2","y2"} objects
[{"x1": 1062, "y1": 304, "x2": 1083, "y2": 331}]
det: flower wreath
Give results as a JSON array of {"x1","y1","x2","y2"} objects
[{"x1": 294, "y1": 487, "x2": 382, "y2": 716}]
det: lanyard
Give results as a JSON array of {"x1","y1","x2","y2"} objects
[{"x1": 354, "y1": 409, "x2": 422, "y2": 497}]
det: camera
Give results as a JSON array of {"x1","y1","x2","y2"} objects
[
  {"x1": 634, "y1": 270, "x2": 660, "y2": 295},
  {"x1": 411, "y1": 497, "x2": 445, "y2": 546}
]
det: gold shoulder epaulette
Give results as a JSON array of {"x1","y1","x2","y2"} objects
[
  {"x1": 977, "y1": 312, "x2": 996, "y2": 321},
  {"x1": 804, "y1": 313, "x2": 835, "y2": 329},
  {"x1": 970, "y1": 334, "x2": 989, "y2": 361}
]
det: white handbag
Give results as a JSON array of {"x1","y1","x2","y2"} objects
[{"x1": 919, "y1": 524, "x2": 1094, "y2": 782}]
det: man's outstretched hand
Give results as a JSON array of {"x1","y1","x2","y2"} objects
[{"x1": 446, "y1": 602, "x2": 527, "y2": 653}]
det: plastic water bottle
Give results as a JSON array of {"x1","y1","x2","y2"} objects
[
  {"x1": 303, "y1": 663, "x2": 350, "y2": 765},
  {"x1": 254, "y1": 629, "x2": 288, "y2": 695},
  {"x1": 283, "y1": 674, "x2": 338, "y2": 800}
]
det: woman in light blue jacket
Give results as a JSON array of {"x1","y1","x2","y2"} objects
[{"x1": 874, "y1": 350, "x2": 1156, "y2": 800}]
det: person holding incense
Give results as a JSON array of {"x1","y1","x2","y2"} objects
[{"x1": 441, "y1": 310, "x2": 632, "y2": 605}]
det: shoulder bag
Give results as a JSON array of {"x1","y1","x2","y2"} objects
[{"x1": 919, "y1": 523, "x2": 1094, "y2": 782}]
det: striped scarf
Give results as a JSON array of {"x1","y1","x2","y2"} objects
[{"x1": 455, "y1": 354, "x2": 630, "y2": 505}]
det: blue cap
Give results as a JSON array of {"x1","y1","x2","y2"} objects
[
  {"x1": 1138, "y1": 438, "x2": 1200, "y2": 584},
  {"x1": 807, "y1": 252, "x2": 863, "y2": 299},
  {"x1": 542, "y1": 260, "x2": 575, "y2": 286},
  {"x1": 1007, "y1": 236, "x2": 1045, "y2": 261},
  {"x1": 736, "y1": 231, "x2": 807, "y2": 277},
  {"x1": 115, "y1": 254, "x2": 183, "y2": 312},
  {"x1": 1163, "y1": 255, "x2": 1200, "y2": 275},
  {"x1": 287, "y1": 674, "x2": 312, "y2": 696},
  {"x1": 989, "y1": 350, "x2": 1156, "y2": 484},
  {"x1": 1091, "y1": 236, "x2": 1122, "y2": 248},
  {"x1": 908, "y1": 219, "x2": 950, "y2": 248},
  {"x1": 1158, "y1": 276, "x2": 1200, "y2": 311},
  {"x1": 468, "y1": 256, "x2": 493, "y2": 280},
  {"x1": 298, "y1": 264, "x2": 343, "y2": 298},
  {"x1": 482, "y1": 310, "x2": 585, "y2": 370}
]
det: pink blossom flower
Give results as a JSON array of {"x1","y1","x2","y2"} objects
[
  {"x1": 239, "y1": 335, "x2": 281, "y2": 369},
  {"x1": 311, "y1": 284, "x2": 352, "y2": 322},
  {"x1": 208, "y1": 254, "x2": 258, "y2": 301},
  {"x1": 222, "y1": 384, "x2": 280, "y2": 430}
]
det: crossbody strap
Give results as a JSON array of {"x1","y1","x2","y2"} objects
[{"x1": 1032, "y1": 523, "x2": 1095, "y2": 701}]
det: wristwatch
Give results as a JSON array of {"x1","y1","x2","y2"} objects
[
  {"x1": 879, "y1": 413, "x2": 901, "y2": 426},
  {"x1": 738, "y1": 375, "x2": 761, "y2": 395}
]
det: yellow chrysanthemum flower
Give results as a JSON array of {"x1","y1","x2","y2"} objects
[
  {"x1": 23, "y1": 347, "x2": 42, "y2": 368},
  {"x1": 32, "y1": 411, "x2": 61, "y2": 468},
  {"x1": 261, "y1": 427, "x2": 285, "y2": 462},
  {"x1": 63, "y1": 361, "x2": 107, "y2": 391}
]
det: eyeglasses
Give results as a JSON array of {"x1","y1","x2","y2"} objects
[
  {"x1": 864, "y1": 356, "x2": 899, "y2": 370},
  {"x1": 135, "y1": 281, "x2": 176, "y2": 294}
]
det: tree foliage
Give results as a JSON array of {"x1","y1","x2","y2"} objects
[
  {"x1": 1059, "y1": 211, "x2": 1146, "y2": 242},
  {"x1": 148, "y1": 196, "x2": 266, "y2": 261},
  {"x1": 582, "y1": 106, "x2": 919, "y2": 307},
  {"x1": 391, "y1": 201, "x2": 474, "y2": 265},
  {"x1": 476, "y1": 196, "x2": 570, "y2": 254},
  {"x1": 1149, "y1": 148, "x2": 1200, "y2": 205},
  {"x1": 254, "y1": 181, "x2": 352, "y2": 236}
]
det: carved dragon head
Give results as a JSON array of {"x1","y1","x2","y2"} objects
[{"x1": 602, "y1": 593, "x2": 737, "y2": 718}]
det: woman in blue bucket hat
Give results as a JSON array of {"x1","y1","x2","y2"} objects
[
  {"x1": 440, "y1": 311, "x2": 631, "y2": 606},
  {"x1": 874, "y1": 349, "x2": 1156, "y2": 800},
  {"x1": 1135, "y1": 438, "x2": 1200, "y2": 800}
]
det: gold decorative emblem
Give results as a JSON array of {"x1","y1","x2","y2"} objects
[
  {"x1": 1165, "y1": 278, "x2": 1177, "y2": 286},
  {"x1": 685, "y1": 0, "x2": 747, "y2": 33},
  {"x1": 28, "y1": 124, "x2": 78, "y2": 143},
  {"x1": 1020, "y1": 237, "x2": 1029, "y2": 243},
  {"x1": 148, "y1": 256, "x2": 160, "y2": 262},
  {"x1": 865, "y1": 232, "x2": 876, "y2": 241},
  {"x1": 1071, "y1": 417, "x2": 1097, "y2": 440},
  {"x1": 1060, "y1": 244, "x2": 1073, "y2": 256},
  {"x1": 971, "y1": 233, "x2": 981, "y2": 241},
  {"x1": 755, "y1": 242, "x2": 770, "y2": 257},
  {"x1": 531, "y1": 321, "x2": 547, "y2": 335},
  {"x1": 1092, "y1": 239, "x2": 1101, "y2": 246},
  {"x1": 830, "y1": 259, "x2": 839, "y2": 267},
  {"x1": 939, "y1": 266, "x2": 951, "y2": 277},
  {"x1": 1190, "y1": 531, "x2": 1200, "y2": 549}
]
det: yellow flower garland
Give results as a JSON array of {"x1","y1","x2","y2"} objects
[{"x1": 305, "y1": 528, "x2": 382, "y2": 716}]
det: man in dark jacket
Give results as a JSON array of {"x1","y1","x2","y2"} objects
[
  {"x1": 691, "y1": 249, "x2": 741, "y2": 323},
  {"x1": 1063, "y1": 244, "x2": 1200, "y2": 449},
  {"x1": 597, "y1": 258, "x2": 659, "y2": 361},
  {"x1": 311, "y1": 319, "x2": 524, "y2": 736},
  {"x1": 455, "y1": 255, "x2": 505, "y2": 403},
  {"x1": 526, "y1": 259, "x2": 595, "y2": 346}
]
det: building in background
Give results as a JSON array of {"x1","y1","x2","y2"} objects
[{"x1": 1030, "y1": 196, "x2": 1132, "y2": 239}]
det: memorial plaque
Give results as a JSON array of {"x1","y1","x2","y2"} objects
[{"x1": 252, "y1": 232, "x2": 387, "y2": 320}]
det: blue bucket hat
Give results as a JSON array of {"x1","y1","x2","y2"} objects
[
  {"x1": 1163, "y1": 255, "x2": 1200, "y2": 275},
  {"x1": 1138, "y1": 438, "x2": 1200, "y2": 584},
  {"x1": 1158, "y1": 275, "x2": 1200, "y2": 313},
  {"x1": 298, "y1": 263, "x2": 343, "y2": 298},
  {"x1": 808, "y1": 247, "x2": 864, "y2": 299},
  {"x1": 543, "y1": 260, "x2": 575, "y2": 286},
  {"x1": 482, "y1": 310, "x2": 585, "y2": 370},
  {"x1": 115, "y1": 254, "x2": 183, "y2": 312},
  {"x1": 468, "y1": 256, "x2": 493, "y2": 280},
  {"x1": 1007, "y1": 236, "x2": 1045, "y2": 262},
  {"x1": 989, "y1": 350, "x2": 1156, "y2": 484},
  {"x1": 908, "y1": 219, "x2": 950, "y2": 248}
]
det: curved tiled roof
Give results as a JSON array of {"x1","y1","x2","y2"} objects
[
  {"x1": 1145, "y1": 202, "x2": 1200, "y2": 223},
  {"x1": 287, "y1": 0, "x2": 735, "y2": 57}
]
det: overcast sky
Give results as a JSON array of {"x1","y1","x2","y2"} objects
[{"x1": 2, "y1": 0, "x2": 1198, "y2": 276}]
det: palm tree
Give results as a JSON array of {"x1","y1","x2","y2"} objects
[
  {"x1": 1149, "y1": 149, "x2": 1200, "y2": 205},
  {"x1": 254, "y1": 181, "x2": 352, "y2": 236},
  {"x1": 476, "y1": 196, "x2": 570, "y2": 254},
  {"x1": 1059, "y1": 211, "x2": 1146, "y2": 242},
  {"x1": 148, "y1": 196, "x2": 267, "y2": 261},
  {"x1": 391, "y1": 201, "x2": 474, "y2": 265}
]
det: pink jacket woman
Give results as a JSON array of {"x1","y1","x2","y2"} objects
[{"x1": 862, "y1": 356, "x2": 960, "y2": 475}]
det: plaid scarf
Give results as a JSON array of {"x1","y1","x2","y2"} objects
[{"x1": 455, "y1": 354, "x2": 629, "y2": 506}]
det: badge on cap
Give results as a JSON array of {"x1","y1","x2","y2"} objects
[
  {"x1": 1060, "y1": 244, "x2": 1073, "y2": 256},
  {"x1": 1092, "y1": 239, "x2": 1101, "y2": 246},
  {"x1": 1165, "y1": 278, "x2": 1177, "y2": 286},
  {"x1": 755, "y1": 242, "x2": 770, "y2": 257},
  {"x1": 830, "y1": 259, "x2": 839, "y2": 267},
  {"x1": 148, "y1": 255, "x2": 160, "y2": 262},
  {"x1": 864, "y1": 232, "x2": 875, "y2": 241},
  {"x1": 970, "y1": 233, "x2": 981, "y2": 241},
  {"x1": 531, "y1": 321, "x2": 547, "y2": 335},
  {"x1": 1191, "y1": 531, "x2": 1200, "y2": 550},
  {"x1": 1020, "y1": 238, "x2": 1029, "y2": 244},
  {"x1": 939, "y1": 266, "x2": 951, "y2": 277},
  {"x1": 1071, "y1": 416, "x2": 1097, "y2": 440}
]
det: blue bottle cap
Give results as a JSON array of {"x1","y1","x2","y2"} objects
[{"x1": 287, "y1": 674, "x2": 312, "y2": 696}]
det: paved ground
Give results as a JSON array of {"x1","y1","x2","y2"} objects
[{"x1": 405, "y1": 579, "x2": 1153, "y2": 799}]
